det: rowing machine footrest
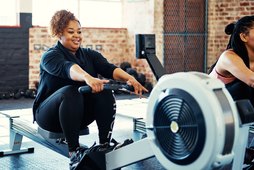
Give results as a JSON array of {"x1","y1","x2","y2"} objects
[{"x1": 38, "y1": 126, "x2": 89, "y2": 139}]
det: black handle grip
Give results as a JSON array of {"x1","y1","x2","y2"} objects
[
  {"x1": 78, "y1": 83, "x2": 133, "y2": 94},
  {"x1": 78, "y1": 86, "x2": 92, "y2": 93}
]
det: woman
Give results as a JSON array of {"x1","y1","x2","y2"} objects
[
  {"x1": 209, "y1": 15, "x2": 254, "y2": 105},
  {"x1": 32, "y1": 9, "x2": 147, "y2": 169}
]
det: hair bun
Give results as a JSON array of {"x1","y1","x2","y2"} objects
[{"x1": 225, "y1": 22, "x2": 235, "y2": 35}]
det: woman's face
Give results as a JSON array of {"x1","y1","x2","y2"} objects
[
  {"x1": 244, "y1": 28, "x2": 254, "y2": 50},
  {"x1": 59, "y1": 20, "x2": 82, "y2": 54}
]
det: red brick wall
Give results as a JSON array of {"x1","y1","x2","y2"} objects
[{"x1": 207, "y1": 0, "x2": 254, "y2": 70}]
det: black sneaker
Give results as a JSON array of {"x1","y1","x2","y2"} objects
[
  {"x1": 86, "y1": 138, "x2": 134, "y2": 153},
  {"x1": 69, "y1": 147, "x2": 87, "y2": 170},
  {"x1": 112, "y1": 138, "x2": 134, "y2": 150}
]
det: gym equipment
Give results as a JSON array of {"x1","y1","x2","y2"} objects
[
  {"x1": 76, "y1": 72, "x2": 254, "y2": 170},
  {"x1": 0, "y1": 112, "x2": 89, "y2": 157},
  {"x1": 135, "y1": 34, "x2": 166, "y2": 80},
  {"x1": 126, "y1": 68, "x2": 139, "y2": 80},
  {"x1": 137, "y1": 73, "x2": 146, "y2": 86},
  {"x1": 145, "y1": 72, "x2": 254, "y2": 169},
  {"x1": 144, "y1": 81, "x2": 153, "y2": 93},
  {"x1": 13, "y1": 90, "x2": 22, "y2": 99},
  {"x1": 120, "y1": 61, "x2": 132, "y2": 72},
  {"x1": 78, "y1": 80, "x2": 133, "y2": 94}
]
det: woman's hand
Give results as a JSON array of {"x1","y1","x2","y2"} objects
[
  {"x1": 85, "y1": 75, "x2": 109, "y2": 93},
  {"x1": 127, "y1": 77, "x2": 148, "y2": 96}
]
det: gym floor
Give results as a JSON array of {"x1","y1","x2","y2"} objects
[{"x1": 0, "y1": 94, "x2": 166, "y2": 170}]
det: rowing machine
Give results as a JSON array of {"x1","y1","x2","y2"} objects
[
  {"x1": 76, "y1": 72, "x2": 254, "y2": 170},
  {"x1": 0, "y1": 112, "x2": 89, "y2": 157},
  {"x1": 145, "y1": 72, "x2": 254, "y2": 170}
]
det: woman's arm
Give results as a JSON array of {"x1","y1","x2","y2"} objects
[
  {"x1": 217, "y1": 50, "x2": 254, "y2": 87},
  {"x1": 113, "y1": 68, "x2": 148, "y2": 95},
  {"x1": 69, "y1": 64, "x2": 91, "y2": 81},
  {"x1": 69, "y1": 64, "x2": 109, "y2": 92}
]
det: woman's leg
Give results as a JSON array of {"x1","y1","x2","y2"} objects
[
  {"x1": 89, "y1": 90, "x2": 116, "y2": 144},
  {"x1": 226, "y1": 80, "x2": 252, "y2": 102},
  {"x1": 35, "y1": 85, "x2": 85, "y2": 152}
]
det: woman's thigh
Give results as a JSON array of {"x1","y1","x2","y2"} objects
[
  {"x1": 226, "y1": 80, "x2": 252, "y2": 101},
  {"x1": 35, "y1": 85, "x2": 84, "y2": 132}
]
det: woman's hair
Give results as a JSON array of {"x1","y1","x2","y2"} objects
[
  {"x1": 208, "y1": 15, "x2": 254, "y2": 73},
  {"x1": 225, "y1": 15, "x2": 254, "y2": 67},
  {"x1": 49, "y1": 9, "x2": 80, "y2": 37}
]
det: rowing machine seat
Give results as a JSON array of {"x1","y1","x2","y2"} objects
[{"x1": 38, "y1": 126, "x2": 89, "y2": 139}]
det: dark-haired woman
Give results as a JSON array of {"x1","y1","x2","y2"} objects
[
  {"x1": 209, "y1": 15, "x2": 254, "y2": 105},
  {"x1": 209, "y1": 16, "x2": 254, "y2": 166},
  {"x1": 33, "y1": 9, "x2": 147, "y2": 169}
]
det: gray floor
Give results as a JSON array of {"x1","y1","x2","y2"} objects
[{"x1": 0, "y1": 95, "x2": 166, "y2": 170}]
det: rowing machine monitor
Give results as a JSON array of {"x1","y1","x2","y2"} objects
[{"x1": 135, "y1": 34, "x2": 166, "y2": 80}]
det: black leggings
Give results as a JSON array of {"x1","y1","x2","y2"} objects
[
  {"x1": 226, "y1": 80, "x2": 254, "y2": 105},
  {"x1": 35, "y1": 85, "x2": 116, "y2": 152}
]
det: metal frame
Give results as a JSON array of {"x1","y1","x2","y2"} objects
[
  {"x1": 0, "y1": 113, "x2": 88, "y2": 157},
  {"x1": 106, "y1": 138, "x2": 154, "y2": 170}
]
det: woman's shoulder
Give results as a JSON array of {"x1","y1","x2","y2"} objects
[
  {"x1": 43, "y1": 45, "x2": 60, "y2": 55},
  {"x1": 221, "y1": 49, "x2": 237, "y2": 57},
  {"x1": 81, "y1": 47, "x2": 100, "y2": 55},
  {"x1": 80, "y1": 48, "x2": 104, "y2": 59},
  {"x1": 220, "y1": 49, "x2": 242, "y2": 63},
  {"x1": 41, "y1": 46, "x2": 61, "y2": 61}
]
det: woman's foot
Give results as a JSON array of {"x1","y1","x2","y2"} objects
[{"x1": 69, "y1": 147, "x2": 87, "y2": 170}]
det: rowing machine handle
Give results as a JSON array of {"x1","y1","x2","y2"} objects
[
  {"x1": 78, "y1": 86, "x2": 92, "y2": 93},
  {"x1": 78, "y1": 83, "x2": 133, "y2": 94}
]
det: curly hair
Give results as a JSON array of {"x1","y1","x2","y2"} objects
[{"x1": 49, "y1": 9, "x2": 80, "y2": 37}]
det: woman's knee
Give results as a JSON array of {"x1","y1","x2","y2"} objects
[
  {"x1": 53, "y1": 85, "x2": 84, "y2": 112},
  {"x1": 94, "y1": 90, "x2": 115, "y2": 100},
  {"x1": 60, "y1": 85, "x2": 81, "y2": 97},
  {"x1": 92, "y1": 90, "x2": 116, "y2": 114},
  {"x1": 226, "y1": 81, "x2": 251, "y2": 100}
]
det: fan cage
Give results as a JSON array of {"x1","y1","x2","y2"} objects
[{"x1": 154, "y1": 88, "x2": 206, "y2": 165}]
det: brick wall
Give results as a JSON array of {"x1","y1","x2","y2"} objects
[{"x1": 207, "y1": 0, "x2": 254, "y2": 70}]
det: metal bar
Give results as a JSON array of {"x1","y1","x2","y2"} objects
[
  {"x1": 0, "y1": 115, "x2": 69, "y2": 157},
  {"x1": 163, "y1": 32, "x2": 207, "y2": 36},
  {"x1": 106, "y1": 138, "x2": 154, "y2": 170},
  {"x1": 0, "y1": 147, "x2": 34, "y2": 157}
]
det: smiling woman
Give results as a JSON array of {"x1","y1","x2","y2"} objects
[{"x1": 33, "y1": 9, "x2": 147, "y2": 170}]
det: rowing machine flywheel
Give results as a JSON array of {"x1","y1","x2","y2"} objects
[{"x1": 146, "y1": 72, "x2": 239, "y2": 170}]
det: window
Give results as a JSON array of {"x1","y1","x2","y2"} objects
[
  {"x1": 79, "y1": 0, "x2": 122, "y2": 28},
  {"x1": 0, "y1": 0, "x2": 19, "y2": 26},
  {"x1": 32, "y1": 0, "x2": 78, "y2": 26},
  {"x1": 32, "y1": 0, "x2": 122, "y2": 28}
]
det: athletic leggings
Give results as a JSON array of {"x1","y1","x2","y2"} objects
[
  {"x1": 226, "y1": 79, "x2": 254, "y2": 105},
  {"x1": 35, "y1": 85, "x2": 116, "y2": 152}
]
